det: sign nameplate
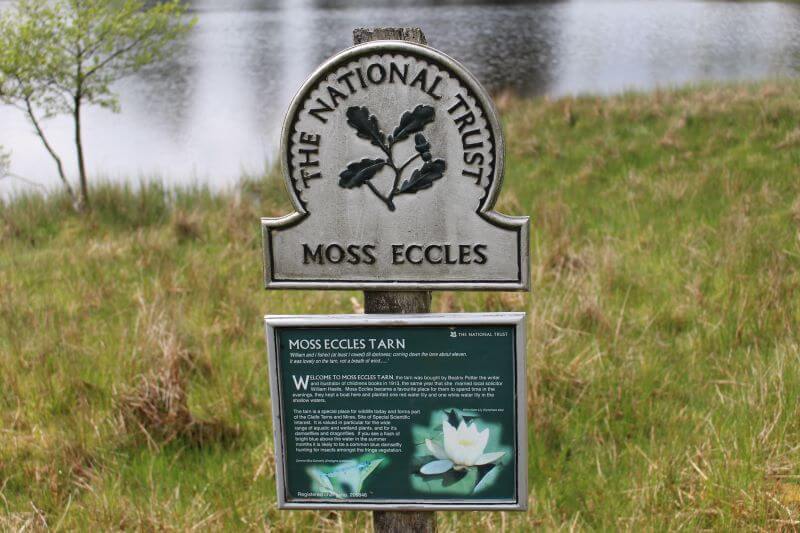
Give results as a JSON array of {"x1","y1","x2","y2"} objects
[
  {"x1": 262, "y1": 41, "x2": 530, "y2": 290},
  {"x1": 265, "y1": 313, "x2": 527, "y2": 510}
]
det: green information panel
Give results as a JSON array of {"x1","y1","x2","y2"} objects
[{"x1": 265, "y1": 313, "x2": 526, "y2": 510}]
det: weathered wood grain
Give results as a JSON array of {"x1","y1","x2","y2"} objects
[
  {"x1": 364, "y1": 291, "x2": 431, "y2": 314},
  {"x1": 353, "y1": 27, "x2": 427, "y2": 45}
]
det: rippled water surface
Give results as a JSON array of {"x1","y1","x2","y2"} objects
[{"x1": 1, "y1": 0, "x2": 799, "y2": 193}]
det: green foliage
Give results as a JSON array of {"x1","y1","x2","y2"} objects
[
  {"x1": 2, "y1": 81, "x2": 800, "y2": 529},
  {"x1": 0, "y1": 0, "x2": 193, "y2": 114},
  {"x1": 0, "y1": 0, "x2": 195, "y2": 208}
]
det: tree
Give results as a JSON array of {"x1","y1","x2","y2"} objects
[{"x1": 0, "y1": 0, "x2": 194, "y2": 211}]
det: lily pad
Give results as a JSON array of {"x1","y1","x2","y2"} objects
[
  {"x1": 411, "y1": 466, "x2": 478, "y2": 496},
  {"x1": 420, "y1": 459, "x2": 454, "y2": 475},
  {"x1": 473, "y1": 465, "x2": 502, "y2": 494}
]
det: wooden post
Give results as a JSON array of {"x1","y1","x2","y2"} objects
[
  {"x1": 353, "y1": 27, "x2": 427, "y2": 46},
  {"x1": 365, "y1": 295, "x2": 435, "y2": 533},
  {"x1": 358, "y1": 27, "x2": 435, "y2": 533}
]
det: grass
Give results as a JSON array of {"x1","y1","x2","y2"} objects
[{"x1": 2, "y1": 79, "x2": 800, "y2": 530}]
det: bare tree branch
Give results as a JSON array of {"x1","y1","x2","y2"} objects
[
  {"x1": 22, "y1": 95, "x2": 77, "y2": 202},
  {"x1": 1, "y1": 173, "x2": 47, "y2": 190},
  {"x1": 83, "y1": 32, "x2": 152, "y2": 79}
]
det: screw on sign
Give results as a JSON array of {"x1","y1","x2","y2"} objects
[{"x1": 261, "y1": 27, "x2": 530, "y2": 533}]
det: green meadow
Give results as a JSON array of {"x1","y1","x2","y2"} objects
[{"x1": 2, "y1": 80, "x2": 800, "y2": 530}]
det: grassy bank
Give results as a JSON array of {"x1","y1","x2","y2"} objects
[{"x1": 2, "y1": 80, "x2": 800, "y2": 530}]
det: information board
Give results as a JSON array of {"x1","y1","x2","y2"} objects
[{"x1": 265, "y1": 313, "x2": 527, "y2": 510}]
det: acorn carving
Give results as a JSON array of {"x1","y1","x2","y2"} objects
[{"x1": 415, "y1": 133, "x2": 432, "y2": 161}]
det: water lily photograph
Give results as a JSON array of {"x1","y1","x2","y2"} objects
[
  {"x1": 412, "y1": 409, "x2": 512, "y2": 496},
  {"x1": 306, "y1": 454, "x2": 386, "y2": 499}
]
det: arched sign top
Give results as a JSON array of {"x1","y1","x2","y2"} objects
[
  {"x1": 280, "y1": 41, "x2": 506, "y2": 217},
  {"x1": 263, "y1": 40, "x2": 529, "y2": 291}
]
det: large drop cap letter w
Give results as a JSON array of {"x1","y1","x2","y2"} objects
[{"x1": 292, "y1": 375, "x2": 310, "y2": 391}]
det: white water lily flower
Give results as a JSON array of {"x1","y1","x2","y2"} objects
[
  {"x1": 421, "y1": 419, "x2": 506, "y2": 474},
  {"x1": 443, "y1": 419, "x2": 488, "y2": 467}
]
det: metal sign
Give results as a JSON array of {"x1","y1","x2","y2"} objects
[
  {"x1": 262, "y1": 41, "x2": 530, "y2": 290},
  {"x1": 265, "y1": 313, "x2": 527, "y2": 510}
]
